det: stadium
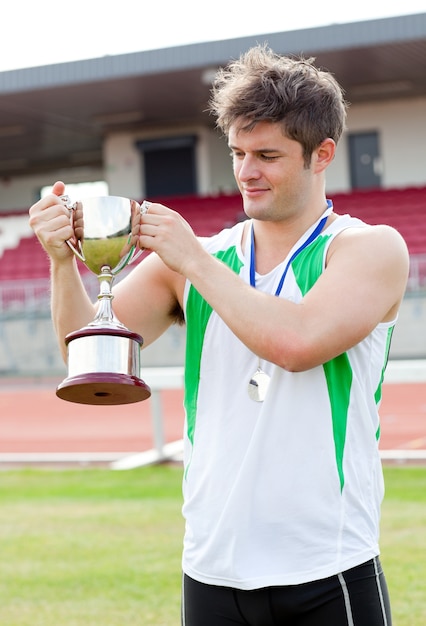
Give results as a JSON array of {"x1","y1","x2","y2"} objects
[
  {"x1": 1, "y1": 13, "x2": 426, "y2": 374},
  {"x1": 0, "y1": 13, "x2": 425, "y2": 625},
  {"x1": 0, "y1": 12, "x2": 425, "y2": 461}
]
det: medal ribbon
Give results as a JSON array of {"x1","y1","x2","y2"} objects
[{"x1": 249, "y1": 200, "x2": 333, "y2": 294}]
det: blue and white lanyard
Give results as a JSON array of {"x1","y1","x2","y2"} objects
[{"x1": 249, "y1": 200, "x2": 333, "y2": 294}]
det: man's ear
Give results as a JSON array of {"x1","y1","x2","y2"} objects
[{"x1": 313, "y1": 138, "x2": 336, "y2": 173}]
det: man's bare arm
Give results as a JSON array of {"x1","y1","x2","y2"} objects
[{"x1": 139, "y1": 204, "x2": 409, "y2": 371}]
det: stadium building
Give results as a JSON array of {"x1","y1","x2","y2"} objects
[{"x1": 0, "y1": 12, "x2": 426, "y2": 376}]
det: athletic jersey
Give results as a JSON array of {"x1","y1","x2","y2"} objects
[{"x1": 181, "y1": 209, "x2": 395, "y2": 590}]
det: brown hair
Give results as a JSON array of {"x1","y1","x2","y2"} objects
[{"x1": 209, "y1": 45, "x2": 348, "y2": 166}]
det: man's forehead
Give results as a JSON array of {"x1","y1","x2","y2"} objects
[{"x1": 228, "y1": 120, "x2": 287, "y2": 145}]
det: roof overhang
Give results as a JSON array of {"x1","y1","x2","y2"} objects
[{"x1": 0, "y1": 13, "x2": 425, "y2": 177}]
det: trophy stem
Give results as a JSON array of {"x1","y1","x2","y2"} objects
[{"x1": 90, "y1": 266, "x2": 123, "y2": 328}]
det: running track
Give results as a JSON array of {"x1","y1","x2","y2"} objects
[{"x1": 0, "y1": 362, "x2": 425, "y2": 468}]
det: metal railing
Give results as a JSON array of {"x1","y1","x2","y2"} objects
[
  {"x1": 0, "y1": 274, "x2": 99, "y2": 316},
  {"x1": 406, "y1": 254, "x2": 426, "y2": 292}
]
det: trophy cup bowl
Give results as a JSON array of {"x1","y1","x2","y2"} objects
[{"x1": 55, "y1": 195, "x2": 151, "y2": 405}]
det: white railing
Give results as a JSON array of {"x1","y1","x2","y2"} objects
[
  {"x1": 111, "y1": 366, "x2": 185, "y2": 470},
  {"x1": 407, "y1": 254, "x2": 426, "y2": 291},
  {"x1": 2, "y1": 361, "x2": 424, "y2": 469}
]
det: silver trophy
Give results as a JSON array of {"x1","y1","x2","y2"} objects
[{"x1": 56, "y1": 195, "x2": 151, "y2": 405}]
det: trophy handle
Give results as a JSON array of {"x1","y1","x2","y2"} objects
[
  {"x1": 126, "y1": 199, "x2": 150, "y2": 265},
  {"x1": 66, "y1": 238, "x2": 86, "y2": 263},
  {"x1": 59, "y1": 195, "x2": 87, "y2": 263},
  {"x1": 112, "y1": 199, "x2": 149, "y2": 268}
]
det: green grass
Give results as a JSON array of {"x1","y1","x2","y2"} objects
[
  {"x1": 0, "y1": 466, "x2": 184, "y2": 626},
  {"x1": 0, "y1": 465, "x2": 424, "y2": 625},
  {"x1": 380, "y1": 466, "x2": 426, "y2": 626}
]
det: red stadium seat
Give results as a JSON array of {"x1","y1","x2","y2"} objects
[{"x1": 1, "y1": 187, "x2": 425, "y2": 282}]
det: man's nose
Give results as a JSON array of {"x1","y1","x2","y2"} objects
[{"x1": 237, "y1": 155, "x2": 261, "y2": 181}]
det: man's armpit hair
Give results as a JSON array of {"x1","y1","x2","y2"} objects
[{"x1": 171, "y1": 302, "x2": 185, "y2": 326}]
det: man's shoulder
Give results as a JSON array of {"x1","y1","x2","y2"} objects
[
  {"x1": 329, "y1": 220, "x2": 409, "y2": 274},
  {"x1": 200, "y1": 220, "x2": 246, "y2": 252}
]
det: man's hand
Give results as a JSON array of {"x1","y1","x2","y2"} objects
[
  {"x1": 139, "y1": 202, "x2": 206, "y2": 276},
  {"x1": 28, "y1": 180, "x2": 75, "y2": 263}
]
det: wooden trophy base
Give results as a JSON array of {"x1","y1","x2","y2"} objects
[{"x1": 56, "y1": 371, "x2": 151, "y2": 405}]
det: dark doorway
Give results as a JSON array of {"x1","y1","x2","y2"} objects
[
  {"x1": 136, "y1": 136, "x2": 197, "y2": 198},
  {"x1": 348, "y1": 132, "x2": 382, "y2": 189}
]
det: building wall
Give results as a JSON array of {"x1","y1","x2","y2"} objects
[
  {"x1": 0, "y1": 166, "x2": 105, "y2": 213},
  {"x1": 102, "y1": 95, "x2": 426, "y2": 199},
  {"x1": 103, "y1": 124, "x2": 239, "y2": 199},
  {"x1": 335, "y1": 96, "x2": 426, "y2": 191},
  {"x1": 1, "y1": 95, "x2": 425, "y2": 213},
  {"x1": 103, "y1": 133, "x2": 143, "y2": 200}
]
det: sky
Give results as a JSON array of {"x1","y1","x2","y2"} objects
[{"x1": 1, "y1": 1, "x2": 425, "y2": 73}]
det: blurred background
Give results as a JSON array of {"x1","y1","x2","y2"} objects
[{"x1": 1, "y1": 11, "x2": 426, "y2": 378}]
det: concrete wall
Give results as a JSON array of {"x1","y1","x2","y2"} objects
[
  {"x1": 0, "y1": 294, "x2": 424, "y2": 379},
  {"x1": 391, "y1": 294, "x2": 426, "y2": 359}
]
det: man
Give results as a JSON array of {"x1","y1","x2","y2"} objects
[{"x1": 30, "y1": 45, "x2": 408, "y2": 625}]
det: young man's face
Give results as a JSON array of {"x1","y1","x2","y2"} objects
[{"x1": 228, "y1": 120, "x2": 315, "y2": 222}]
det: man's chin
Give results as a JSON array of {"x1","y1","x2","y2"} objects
[{"x1": 242, "y1": 204, "x2": 269, "y2": 220}]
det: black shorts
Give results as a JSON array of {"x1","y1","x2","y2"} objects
[{"x1": 182, "y1": 557, "x2": 391, "y2": 626}]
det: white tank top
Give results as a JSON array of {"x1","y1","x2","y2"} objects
[{"x1": 181, "y1": 212, "x2": 395, "y2": 589}]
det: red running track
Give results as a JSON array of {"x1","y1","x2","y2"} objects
[{"x1": 0, "y1": 378, "x2": 425, "y2": 462}]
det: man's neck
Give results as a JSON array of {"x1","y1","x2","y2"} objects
[{"x1": 246, "y1": 203, "x2": 332, "y2": 275}]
